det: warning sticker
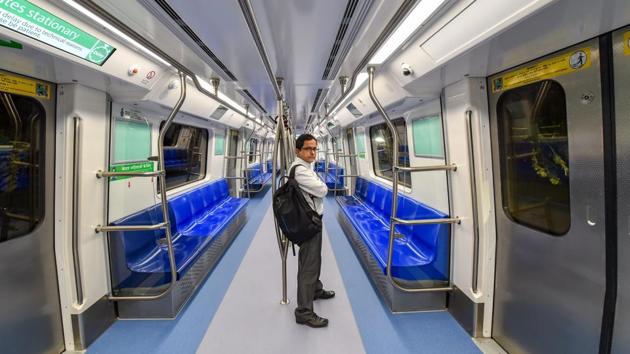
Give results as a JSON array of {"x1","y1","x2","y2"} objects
[
  {"x1": 492, "y1": 48, "x2": 592, "y2": 93},
  {"x1": 624, "y1": 32, "x2": 630, "y2": 56},
  {"x1": 0, "y1": 72, "x2": 50, "y2": 99}
]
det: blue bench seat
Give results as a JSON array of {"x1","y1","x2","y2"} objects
[
  {"x1": 336, "y1": 177, "x2": 449, "y2": 281},
  {"x1": 163, "y1": 147, "x2": 188, "y2": 170},
  {"x1": 244, "y1": 162, "x2": 272, "y2": 191},
  {"x1": 316, "y1": 161, "x2": 344, "y2": 190},
  {"x1": 109, "y1": 178, "x2": 248, "y2": 289}
]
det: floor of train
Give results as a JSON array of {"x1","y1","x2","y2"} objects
[{"x1": 88, "y1": 188, "x2": 482, "y2": 354}]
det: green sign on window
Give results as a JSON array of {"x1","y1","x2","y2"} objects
[
  {"x1": 412, "y1": 116, "x2": 444, "y2": 158},
  {"x1": 356, "y1": 131, "x2": 366, "y2": 159},
  {"x1": 0, "y1": 0, "x2": 116, "y2": 65},
  {"x1": 214, "y1": 134, "x2": 225, "y2": 155}
]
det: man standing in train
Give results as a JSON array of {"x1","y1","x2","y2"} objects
[{"x1": 291, "y1": 133, "x2": 335, "y2": 328}]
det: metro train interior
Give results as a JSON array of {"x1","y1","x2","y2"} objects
[{"x1": 1, "y1": 0, "x2": 630, "y2": 353}]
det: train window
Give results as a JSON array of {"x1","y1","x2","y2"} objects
[
  {"x1": 159, "y1": 122, "x2": 208, "y2": 191},
  {"x1": 113, "y1": 118, "x2": 151, "y2": 162},
  {"x1": 356, "y1": 131, "x2": 366, "y2": 159},
  {"x1": 369, "y1": 118, "x2": 411, "y2": 187},
  {"x1": 247, "y1": 138, "x2": 258, "y2": 163},
  {"x1": 497, "y1": 80, "x2": 570, "y2": 235},
  {"x1": 0, "y1": 93, "x2": 45, "y2": 242},
  {"x1": 214, "y1": 133, "x2": 225, "y2": 155},
  {"x1": 412, "y1": 115, "x2": 444, "y2": 158}
]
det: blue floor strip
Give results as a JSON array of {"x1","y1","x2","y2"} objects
[
  {"x1": 323, "y1": 196, "x2": 481, "y2": 354},
  {"x1": 87, "y1": 186, "x2": 272, "y2": 354}
]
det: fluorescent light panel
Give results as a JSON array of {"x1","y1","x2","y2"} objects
[
  {"x1": 62, "y1": 0, "x2": 171, "y2": 67},
  {"x1": 369, "y1": 0, "x2": 446, "y2": 65}
]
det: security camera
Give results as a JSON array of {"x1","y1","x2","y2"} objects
[{"x1": 401, "y1": 63, "x2": 414, "y2": 77}]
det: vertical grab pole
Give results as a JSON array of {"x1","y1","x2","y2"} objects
[
  {"x1": 272, "y1": 99, "x2": 289, "y2": 305},
  {"x1": 108, "y1": 71, "x2": 186, "y2": 301},
  {"x1": 466, "y1": 110, "x2": 482, "y2": 296},
  {"x1": 72, "y1": 116, "x2": 84, "y2": 306},
  {"x1": 368, "y1": 66, "x2": 401, "y2": 285}
]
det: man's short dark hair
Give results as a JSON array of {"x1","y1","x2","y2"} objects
[{"x1": 296, "y1": 134, "x2": 317, "y2": 150}]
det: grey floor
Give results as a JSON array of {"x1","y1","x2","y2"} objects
[{"x1": 196, "y1": 206, "x2": 365, "y2": 354}]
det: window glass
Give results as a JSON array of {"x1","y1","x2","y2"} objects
[
  {"x1": 356, "y1": 131, "x2": 366, "y2": 159},
  {"x1": 214, "y1": 133, "x2": 225, "y2": 155},
  {"x1": 412, "y1": 115, "x2": 444, "y2": 158},
  {"x1": 113, "y1": 118, "x2": 151, "y2": 162},
  {"x1": 160, "y1": 122, "x2": 208, "y2": 191},
  {"x1": 247, "y1": 138, "x2": 258, "y2": 163},
  {"x1": 497, "y1": 80, "x2": 570, "y2": 235},
  {"x1": 369, "y1": 118, "x2": 411, "y2": 187},
  {"x1": 0, "y1": 93, "x2": 45, "y2": 242}
]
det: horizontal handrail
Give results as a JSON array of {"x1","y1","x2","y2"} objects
[
  {"x1": 395, "y1": 164, "x2": 457, "y2": 172},
  {"x1": 224, "y1": 156, "x2": 245, "y2": 159},
  {"x1": 226, "y1": 176, "x2": 248, "y2": 180},
  {"x1": 368, "y1": 65, "x2": 455, "y2": 294},
  {"x1": 3, "y1": 212, "x2": 32, "y2": 221},
  {"x1": 95, "y1": 222, "x2": 168, "y2": 233},
  {"x1": 338, "y1": 174, "x2": 358, "y2": 177},
  {"x1": 337, "y1": 154, "x2": 358, "y2": 157},
  {"x1": 391, "y1": 217, "x2": 461, "y2": 225},
  {"x1": 96, "y1": 170, "x2": 164, "y2": 178}
]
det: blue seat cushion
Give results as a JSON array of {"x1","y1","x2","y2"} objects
[
  {"x1": 337, "y1": 177, "x2": 449, "y2": 281},
  {"x1": 109, "y1": 178, "x2": 248, "y2": 288}
]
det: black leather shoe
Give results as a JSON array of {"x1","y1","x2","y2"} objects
[
  {"x1": 296, "y1": 313, "x2": 329, "y2": 328},
  {"x1": 314, "y1": 289, "x2": 335, "y2": 300}
]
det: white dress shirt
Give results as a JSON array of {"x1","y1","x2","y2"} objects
[{"x1": 290, "y1": 157, "x2": 328, "y2": 215}]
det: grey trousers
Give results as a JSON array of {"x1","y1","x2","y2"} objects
[{"x1": 296, "y1": 230, "x2": 323, "y2": 315}]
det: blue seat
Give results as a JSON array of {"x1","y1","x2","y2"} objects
[
  {"x1": 0, "y1": 149, "x2": 29, "y2": 192},
  {"x1": 108, "y1": 178, "x2": 248, "y2": 289},
  {"x1": 244, "y1": 162, "x2": 272, "y2": 191},
  {"x1": 317, "y1": 161, "x2": 344, "y2": 190},
  {"x1": 163, "y1": 147, "x2": 188, "y2": 170},
  {"x1": 336, "y1": 177, "x2": 449, "y2": 281}
]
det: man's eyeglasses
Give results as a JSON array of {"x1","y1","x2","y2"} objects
[{"x1": 300, "y1": 147, "x2": 318, "y2": 153}]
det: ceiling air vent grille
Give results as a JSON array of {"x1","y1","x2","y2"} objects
[
  {"x1": 321, "y1": 0, "x2": 359, "y2": 80},
  {"x1": 322, "y1": 0, "x2": 374, "y2": 81},
  {"x1": 152, "y1": 0, "x2": 238, "y2": 81},
  {"x1": 310, "y1": 88, "x2": 324, "y2": 113}
]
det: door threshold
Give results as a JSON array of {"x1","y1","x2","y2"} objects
[{"x1": 473, "y1": 338, "x2": 507, "y2": 354}]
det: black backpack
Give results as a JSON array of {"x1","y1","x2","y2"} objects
[{"x1": 272, "y1": 164, "x2": 322, "y2": 246}]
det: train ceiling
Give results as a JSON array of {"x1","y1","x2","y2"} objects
[{"x1": 91, "y1": 0, "x2": 405, "y2": 132}]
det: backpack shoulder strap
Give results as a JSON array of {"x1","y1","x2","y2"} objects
[{"x1": 289, "y1": 164, "x2": 302, "y2": 179}]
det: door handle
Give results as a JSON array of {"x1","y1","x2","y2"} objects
[{"x1": 586, "y1": 205, "x2": 597, "y2": 226}]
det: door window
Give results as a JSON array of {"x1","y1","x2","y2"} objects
[
  {"x1": 497, "y1": 80, "x2": 570, "y2": 235},
  {"x1": 0, "y1": 93, "x2": 45, "y2": 242}
]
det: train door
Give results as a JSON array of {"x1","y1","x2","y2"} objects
[
  {"x1": 0, "y1": 70, "x2": 63, "y2": 353},
  {"x1": 488, "y1": 39, "x2": 607, "y2": 353},
  {"x1": 613, "y1": 26, "x2": 630, "y2": 354},
  {"x1": 226, "y1": 128, "x2": 239, "y2": 195}
]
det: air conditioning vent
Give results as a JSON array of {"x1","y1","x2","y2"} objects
[
  {"x1": 321, "y1": 0, "x2": 374, "y2": 80},
  {"x1": 310, "y1": 88, "x2": 324, "y2": 113},
  {"x1": 149, "y1": 0, "x2": 238, "y2": 81},
  {"x1": 346, "y1": 102, "x2": 363, "y2": 118},
  {"x1": 210, "y1": 105, "x2": 229, "y2": 120}
]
